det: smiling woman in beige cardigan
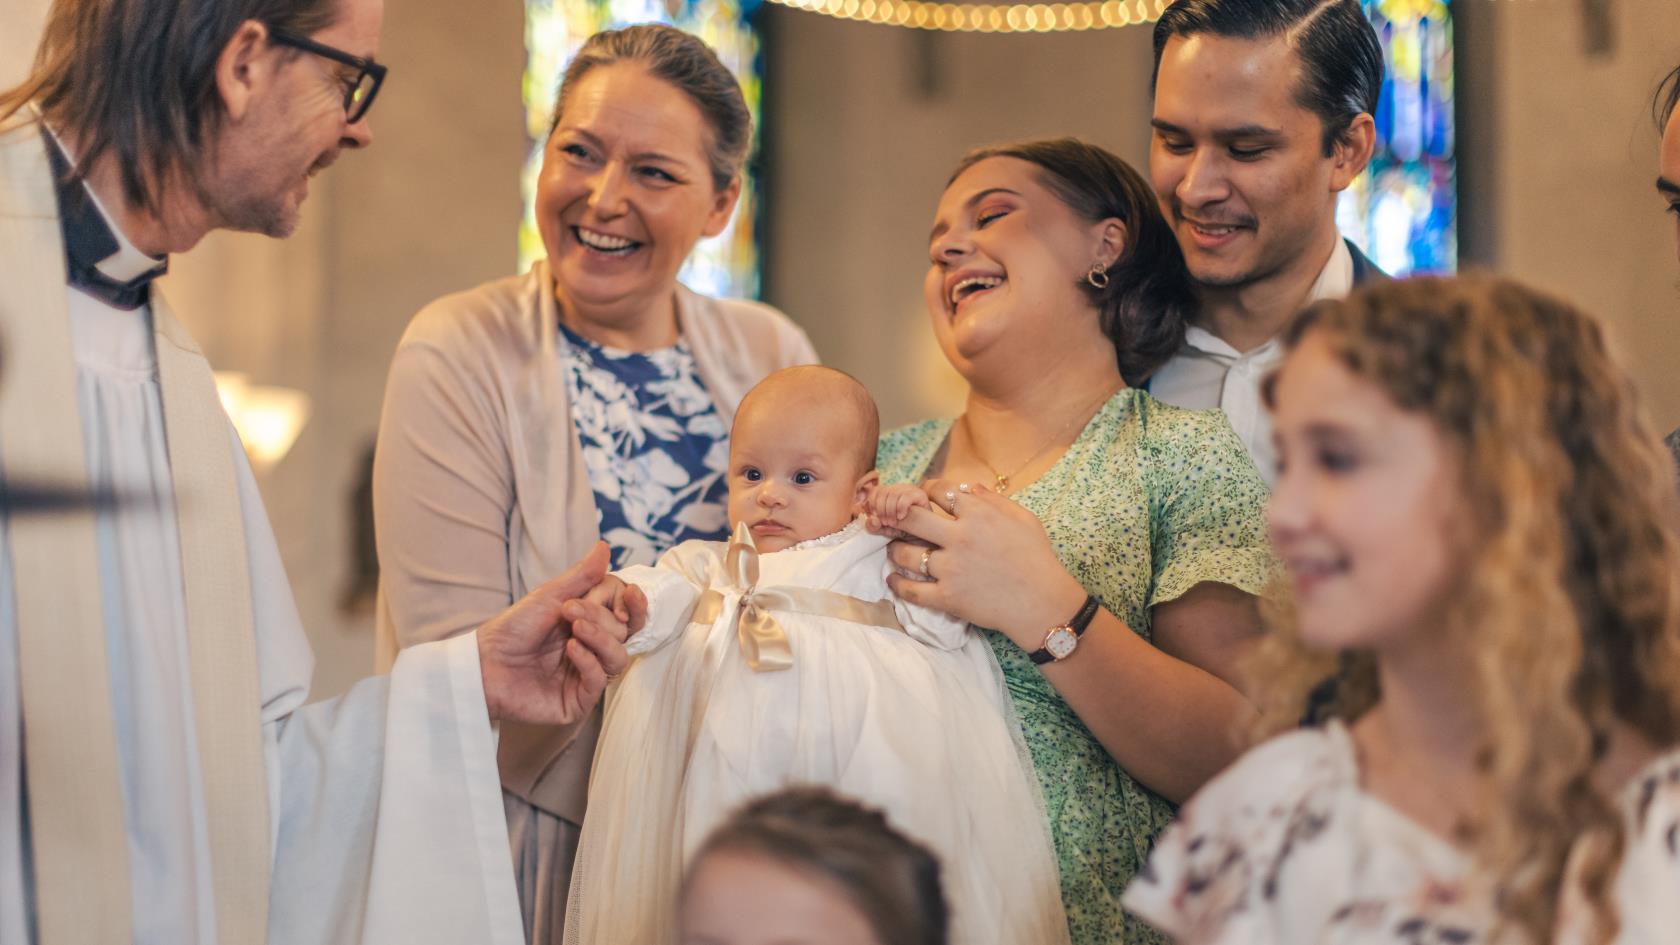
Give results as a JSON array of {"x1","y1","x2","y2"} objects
[{"x1": 371, "y1": 25, "x2": 815, "y2": 945}]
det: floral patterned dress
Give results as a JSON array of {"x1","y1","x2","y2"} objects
[
  {"x1": 560, "y1": 323, "x2": 731, "y2": 567},
  {"x1": 1123, "y1": 721, "x2": 1680, "y2": 945},
  {"x1": 876, "y1": 388, "x2": 1275, "y2": 945}
]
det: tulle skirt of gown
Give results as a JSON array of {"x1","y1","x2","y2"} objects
[{"x1": 562, "y1": 608, "x2": 1071, "y2": 945}]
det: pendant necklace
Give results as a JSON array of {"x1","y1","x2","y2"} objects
[{"x1": 959, "y1": 383, "x2": 1121, "y2": 495}]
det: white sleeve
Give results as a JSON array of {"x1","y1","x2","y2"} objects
[
  {"x1": 238, "y1": 398, "x2": 520, "y2": 944},
  {"x1": 618, "y1": 543, "x2": 716, "y2": 656},
  {"x1": 264, "y1": 633, "x2": 523, "y2": 945}
]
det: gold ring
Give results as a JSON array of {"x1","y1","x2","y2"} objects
[{"x1": 919, "y1": 547, "x2": 933, "y2": 578}]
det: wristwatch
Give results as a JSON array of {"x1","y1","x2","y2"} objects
[{"x1": 1028, "y1": 594, "x2": 1100, "y2": 665}]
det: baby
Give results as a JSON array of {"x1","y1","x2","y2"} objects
[{"x1": 563, "y1": 366, "x2": 1069, "y2": 945}]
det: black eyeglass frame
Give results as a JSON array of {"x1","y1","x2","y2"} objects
[{"x1": 268, "y1": 28, "x2": 388, "y2": 124}]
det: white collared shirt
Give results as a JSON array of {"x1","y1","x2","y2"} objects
[{"x1": 1148, "y1": 239, "x2": 1355, "y2": 485}]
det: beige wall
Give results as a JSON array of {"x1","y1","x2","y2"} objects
[
  {"x1": 13, "y1": 5, "x2": 1680, "y2": 698},
  {"x1": 0, "y1": 0, "x2": 51, "y2": 88},
  {"x1": 1464, "y1": 1, "x2": 1680, "y2": 433}
]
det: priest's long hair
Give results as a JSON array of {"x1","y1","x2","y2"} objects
[{"x1": 0, "y1": 0, "x2": 337, "y2": 213}]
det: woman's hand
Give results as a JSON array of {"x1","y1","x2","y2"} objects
[
  {"x1": 884, "y1": 486, "x2": 1260, "y2": 802},
  {"x1": 884, "y1": 479, "x2": 1087, "y2": 648}
]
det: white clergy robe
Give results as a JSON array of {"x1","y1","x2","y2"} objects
[{"x1": 0, "y1": 116, "x2": 525, "y2": 945}]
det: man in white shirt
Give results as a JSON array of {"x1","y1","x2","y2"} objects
[
  {"x1": 1145, "y1": 0, "x2": 1387, "y2": 483},
  {"x1": 0, "y1": 1, "x2": 638, "y2": 943}
]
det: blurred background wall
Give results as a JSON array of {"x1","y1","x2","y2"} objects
[
  {"x1": 6, "y1": 1, "x2": 1680, "y2": 698},
  {"x1": 1, "y1": 1, "x2": 49, "y2": 86}
]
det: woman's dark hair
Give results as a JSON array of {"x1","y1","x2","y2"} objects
[
  {"x1": 550, "y1": 24, "x2": 751, "y2": 192},
  {"x1": 947, "y1": 137, "x2": 1194, "y2": 384},
  {"x1": 684, "y1": 787, "x2": 949, "y2": 945},
  {"x1": 1152, "y1": 0, "x2": 1384, "y2": 155},
  {"x1": 1654, "y1": 64, "x2": 1680, "y2": 129},
  {"x1": 0, "y1": 0, "x2": 340, "y2": 214}
]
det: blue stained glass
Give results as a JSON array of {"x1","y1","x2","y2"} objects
[{"x1": 1340, "y1": 0, "x2": 1458, "y2": 277}]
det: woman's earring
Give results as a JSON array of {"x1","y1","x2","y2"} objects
[{"x1": 1087, "y1": 262, "x2": 1110, "y2": 290}]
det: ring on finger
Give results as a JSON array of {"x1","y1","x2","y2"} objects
[
  {"x1": 919, "y1": 547, "x2": 934, "y2": 578},
  {"x1": 943, "y1": 489, "x2": 959, "y2": 516}
]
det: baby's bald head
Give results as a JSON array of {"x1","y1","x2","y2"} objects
[{"x1": 733, "y1": 366, "x2": 880, "y2": 479}]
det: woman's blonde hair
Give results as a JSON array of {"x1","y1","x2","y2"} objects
[{"x1": 1253, "y1": 275, "x2": 1680, "y2": 943}]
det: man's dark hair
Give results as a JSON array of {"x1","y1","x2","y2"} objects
[
  {"x1": 1654, "y1": 64, "x2": 1680, "y2": 129},
  {"x1": 0, "y1": 0, "x2": 340, "y2": 214},
  {"x1": 1151, "y1": 0, "x2": 1384, "y2": 155}
]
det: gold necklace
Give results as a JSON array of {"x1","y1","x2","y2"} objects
[{"x1": 959, "y1": 383, "x2": 1121, "y2": 494}]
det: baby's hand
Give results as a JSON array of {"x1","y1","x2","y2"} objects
[
  {"x1": 866, "y1": 483, "x2": 930, "y2": 535},
  {"x1": 583, "y1": 575, "x2": 649, "y2": 637}
]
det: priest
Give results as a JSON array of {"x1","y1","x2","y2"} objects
[{"x1": 0, "y1": 0, "x2": 640, "y2": 943}]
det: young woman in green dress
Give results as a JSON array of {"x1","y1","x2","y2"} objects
[{"x1": 867, "y1": 139, "x2": 1274, "y2": 945}]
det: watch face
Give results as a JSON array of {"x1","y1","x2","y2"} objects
[{"x1": 1045, "y1": 627, "x2": 1078, "y2": 660}]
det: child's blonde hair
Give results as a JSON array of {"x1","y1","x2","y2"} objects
[{"x1": 1254, "y1": 275, "x2": 1680, "y2": 943}]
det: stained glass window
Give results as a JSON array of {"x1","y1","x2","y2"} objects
[
  {"x1": 1338, "y1": 0, "x2": 1457, "y2": 276},
  {"x1": 521, "y1": 0, "x2": 763, "y2": 298}
]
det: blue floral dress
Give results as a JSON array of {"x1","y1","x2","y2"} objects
[{"x1": 560, "y1": 323, "x2": 731, "y2": 568}]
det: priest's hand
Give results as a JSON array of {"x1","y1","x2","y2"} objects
[{"x1": 477, "y1": 542, "x2": 641, "y2": 724}]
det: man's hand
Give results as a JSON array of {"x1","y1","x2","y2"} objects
[
  {"x1": 478, "y1": 543, "x2": 639, "y2": 724},
  {"x1": 581, "y1": 573, "x2": 649, "y2": 637}
]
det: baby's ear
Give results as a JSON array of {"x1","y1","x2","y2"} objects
[{"x1": 851, "y1": 470, "x2": 881, "y2": 512}]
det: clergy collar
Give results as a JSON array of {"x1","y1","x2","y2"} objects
[{"x1": 42, "y1": 124, "x2": 169, "y2": 310}]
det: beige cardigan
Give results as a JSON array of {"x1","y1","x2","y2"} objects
[{"x1": 372, "y1": 261, "x2": 817, "y2": 823}]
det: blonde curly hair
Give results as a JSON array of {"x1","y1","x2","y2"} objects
[{"x1": 1253, "y1": 275, "x2": 1680, "y2": 943}]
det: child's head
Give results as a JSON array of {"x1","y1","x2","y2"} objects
[
  {"x1": 728, "y1": 366, "x2": 880, "y2": 552},
  {"x1": 678, "y1": 787, "x2": 948, "y2": 945},
  {"x1": 1261, "y1": 274, "x2": 1680, "y2": 941}
]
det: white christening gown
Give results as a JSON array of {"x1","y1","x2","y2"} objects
[{"x1": 563, "y1": 519, "x2": 1071, "y2": 945}]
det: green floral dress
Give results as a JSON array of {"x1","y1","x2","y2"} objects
[{"x1": 876, "y1": 388, "x2": 1274, "y2": 945}]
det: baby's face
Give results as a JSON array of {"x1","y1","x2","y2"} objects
[{"x1": 727, "y1": 399, "x2": 870, "y2": 553}]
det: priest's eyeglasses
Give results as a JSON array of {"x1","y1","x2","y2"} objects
[{"x1": 268, "y1": 28, "x2": 388, "y2": 125}]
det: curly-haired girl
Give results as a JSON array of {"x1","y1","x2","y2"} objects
[{"x1": 1123, "y1": 275, "x2": 1680, "y2": 944}]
